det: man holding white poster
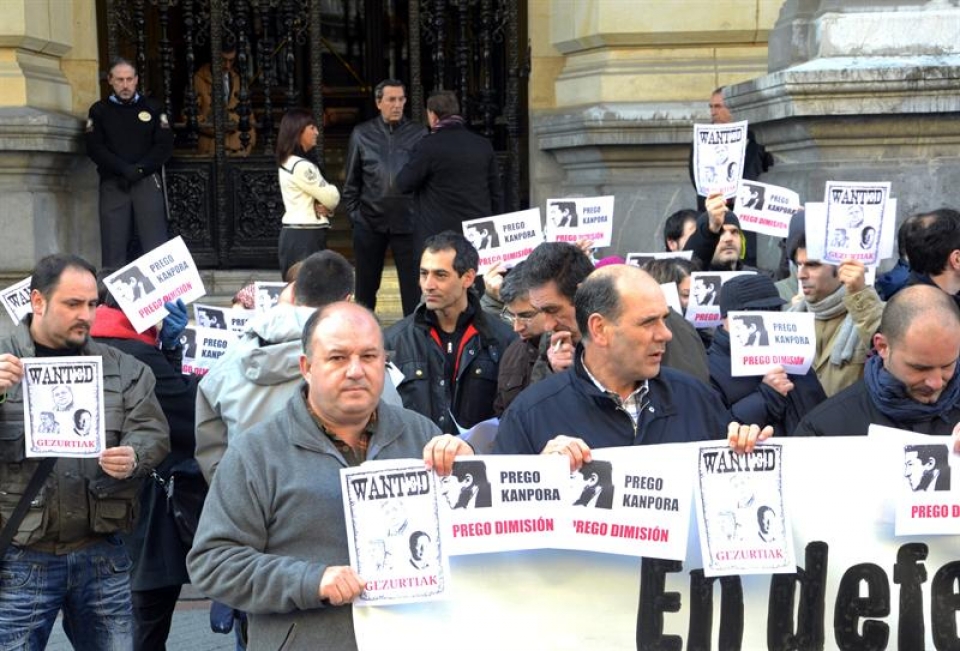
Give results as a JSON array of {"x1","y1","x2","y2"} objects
[
  {"x1": 0, "y1": 254, "x2": 169, "y2": 649},
  {"x1": 188, "y1": 302, "x2": 472, "y2": 650},
  {"x1": 795, "y1": 285, "x2": 960, "y2": 437}
]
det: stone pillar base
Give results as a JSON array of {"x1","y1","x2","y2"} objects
[{"x1": 0, "y1": 107, "x2": 98, "y2": 273}]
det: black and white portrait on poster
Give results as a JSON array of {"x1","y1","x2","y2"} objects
[
  {"x1": 464, "y1": 220, "x2": 500, "y2": 251},
  {"x1": 695, "y1": 443, "x2": 794, "y2": 576},
  {"x1": 823, "y1": 180, "x2": 890, "y2": 265},
  {"x1": 0, "y1": 275, "x2": 32, "y2": 325},
  {"x1": 570, "y1": 460, "x2": 614, "y2": 509},
  {"x1": 340, "y1": 460, "x2": 448, "y2": 605},
  {"x1": 194, "y1": 304, "x2": 227, "y2": 330},
  {"x1": 254, "y1": 282, "x2": 286, "y2": 313},
  {"x1": 109, "y1": 266, "x2": 155, "y2": 303},
  {"x1": 22, "y1": 356, "x2": 106, "y2": 458},
  {"x1": 440, "y1": 459, "x2": 492, "y2": 509}
]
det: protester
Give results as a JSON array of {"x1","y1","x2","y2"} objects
[
  {"x1": 188, "y1": 302, "x2": 473, "y2": 650},
  {"x1": 662, "y1": 209, "x2": 698, "y2": 252},
  {"x1": 495, "y1": 264, "x2": 771, "y2": 462},
  {"x1": 794, "y1": 285, "x2": 960, "y2": 436},
  {"x1": 493, "y1": 262, "x2": 547, "y2": 416},
  {"x1": 0, "y1": 254, "x2": 169, "y2": 648},
  {"x1": 384, "y1": 232, "x2": 515, "y2": 431},
  {"x1": 94, "y1": 274, "x2": 198, "y2": 651},
  {"x1": 901, "y1": 208, "x2": 960, "y2": 307},
  {"x1": 707, "y1": 275, "x2": 826, "y2": 435}
]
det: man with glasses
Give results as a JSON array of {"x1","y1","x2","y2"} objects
[
  {"x1": 522, "y1": 243, "x2": 710, "y2": 385},
  {"x1": 493, "y1": 262, "x2": 547, "y2": 415}
]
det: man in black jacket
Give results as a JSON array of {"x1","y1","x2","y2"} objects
[
  {"x1": 794, "y1": 285, "x2": 960, "y2": 437},
  {"x1": 396, "y1": 91, "x2": 502, "y2": 251},
  {"x1": 342, "y1": 79, "x2": 426, "y2": 315},
  {"x1": 384, "y1": 232, "x2": 515, "y2": 431},
  {"x1": 86, "y1": 58, "x2": 173, "y2": 268}
]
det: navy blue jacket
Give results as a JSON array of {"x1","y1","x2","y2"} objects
[
  {"x1": 494, "y1": 349, "x2": 732, "y2": 454},
  {"x1": 707, "y1": 327, "x2": 826, "y2": 437}
]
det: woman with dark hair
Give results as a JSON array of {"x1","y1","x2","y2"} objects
[{"x1": 276, "y1": 108, "x2": 340, "y2": 279}]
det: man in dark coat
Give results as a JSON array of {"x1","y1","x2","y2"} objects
[
  {"x1": 92, "y1": 280, "x2": 198, "y2": 651},
  {"x1": 707, "y1": 275, "x2": 826, "y2": 437},
  {"x1": 396, "y1": 91, "x2": 502, "y2": 251},
  {"x1": 794, "y1": 285, "x2": 960, "y2": 437},
  {"x1": 384, "y1": 232, "x2": 516, "y2": 432}
]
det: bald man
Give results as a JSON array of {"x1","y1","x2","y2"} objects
[
  {"x1": 494, "y1": 265, "x2": 770, "y2": 466},
  {"x1": 794, "y1": 284, "x2": 960, "y2": 437},
  {"x1": 188, "y1": 302, "x2": 472, "y2": 650}
]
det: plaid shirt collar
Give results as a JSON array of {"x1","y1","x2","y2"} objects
[
  {"x1": 301, "y1": 385, "x2": 378, "y2": 466},
  {"x1": 580, "y1": 352, "x2": 649, "y2": 425}
]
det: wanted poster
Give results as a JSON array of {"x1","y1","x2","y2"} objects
[
  {"x1": 341, "y1": 459, "x2": 449, "y2": 605},
  {"x1": 441, "y1": 455, "x2": 568, "y2": 556},
  {"x1": 544, "y1": 196, "x2": 614, "y2": 247},
  {"x1": 728, "y1": 311, "x2": 816, "y2": 376},
  {"x1": 695, "y1": 443, "x2": 794, "y2": 576},
  {"x1": 868, "y1": 425, "x2": 960, "y2": 536},
  {"x1": 254, "y1": 282, "x2": 286, "y2": 313},
  {"x1": 0, "y1": 276, "x2": 31, "y2": 324},
  {"x1": 104, "y1": 236, "x2": 206, "y2": 333},
  {"x1": 801, "y1": 199, "x2": 897, "y2": 264},
  {"x1": 685, "y1": 271, "x2": 755, "y2": 329},
  {"x1": 733, "y1": 180, "x2": 801, "y2": 238},
  {"x1": 556, "y1": 445, "x2": 696, "y2": 560},
  {"x1": 462, "y1": 209, "x2": 542, "y2": 270},
  {"x1": 180, "y1": 326, "x2": 237, "y2": 377},
  {"x1": 22, "y1": 356, "x2": 106, "y2": 458},
  {"x1": 624, "y1": 251, "x2": 693, "y2": 267},
  {"x1": 693, "y1": 120, "x2": 748, "y2": 200},
  {"x1": 823, "y1": 181, "x2": 891, "y2": 265}
]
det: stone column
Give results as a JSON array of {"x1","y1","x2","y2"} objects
[
  {"x1": 728, "y1": 0, "x2": 960, "y2": 244},
  {"x1": 0, "y1": 0, "x2": 100, "y2": 279},
  {"x1": 529, "y1": 0, "x2": 780, "y2": 254}
]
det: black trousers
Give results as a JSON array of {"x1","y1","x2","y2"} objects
[
  {"x1": 99, "y1": 174, "x2": 170, "y2": 269},
  {"x1": 352, "y1": 221, "x2": 421, "y2": 316},
  {"x1": 278, "y1": 226, "x2": 328, "y2": 281},
  {"x1": 132, "y1": 584, "x2": 182, "y2": 651}
]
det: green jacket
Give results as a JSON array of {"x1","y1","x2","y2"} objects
[{"x1": 0, "y1": 321, "x2": 170, "y2": 550}]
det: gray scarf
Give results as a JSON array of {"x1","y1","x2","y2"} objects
[{"x1": 790, "y1": 285, "x2": 860, "y2": 366}]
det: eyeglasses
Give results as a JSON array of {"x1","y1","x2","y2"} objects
[{"x1": 500, "y1": 309, "x2": 540, "y2": 325}]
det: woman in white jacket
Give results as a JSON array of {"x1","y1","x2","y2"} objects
[{"x1": 276, "y1": 108, "x2": 340, "y2": 278}]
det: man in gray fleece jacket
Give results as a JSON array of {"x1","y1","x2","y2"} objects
[{"x1": 188, "y1": 302, "x2": 472, "y2": 650}]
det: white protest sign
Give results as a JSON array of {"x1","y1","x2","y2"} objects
[
  {"x1": 226, "y1": 308, "x2": 255, "y2": 334},
  {"x1": 660, "y1": 282, "x2": 683, "y2": 315},
  {"x1": 556, "y1": 445, "x2": 695, "y2": 561},
  {"x1": 441, "y1": 455, "x2": 566, "y2": 556},
  {"x1": 104, "y1": 236, "x2": 205, "y2": 333},
  {"x1": 805, "y1": 199, "x2": 897, "y2": 263},
  {"x1": 693, "y1": 120, "x2": 748, "y2": 200},
  {"x1": 685, "y1": 271, "x2": 755, "y2": 329},
  {"x1": 728, "y1": 311, "x2": 816, "y2": 377},
  {"x1": 462, "y1": 208, "x2": 542, "y2": 270},
  {"x1": 625, "y1": 251, "x2": 693, "y2": 267},
  {"x1": 22, "y1": 356, "x2": 106, "y2": 458},
  {"x1": 733, "y1": 180, "x2": 801, "y2": 237},
  {"x1": 822, "y1": 181, "x2": 891, "y2": 265},
  {"x1": 254, "y1": 282, "x2": 286, "y2": 313},
  {"x1": 867, "y1": 426, "x2": 960, "y2": 536},
  {"x1": 180, "y1": 325, "x2": 237, "y2": 377},
  {"x1": 544, "y1": 196, "x2": 614, "y2": 247},
  {"x1": 0, "y1": 276, "x2": 31, "y2": 324},
  {"x1": 341, "y1": 459, "x2": 449, "y2": 606},
  {"x1": 695, "y1": 443, "x2": 794, "y2": 576},
  {"x1": 356, "y1": 436, "x2": 955, "y2": 650}
]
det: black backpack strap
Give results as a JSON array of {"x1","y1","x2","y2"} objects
[{"x1": 0, "y1": 457, "x2": 56, "y2": 557}]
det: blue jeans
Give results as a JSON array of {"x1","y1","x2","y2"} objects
[{"x1": 0, "y1": 536, "x2": 134, "y2": 651}]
